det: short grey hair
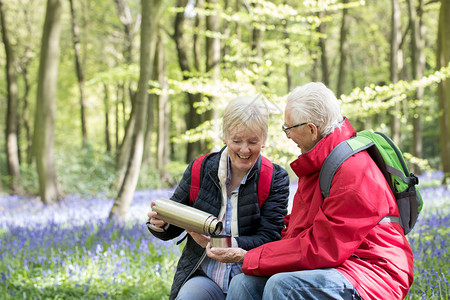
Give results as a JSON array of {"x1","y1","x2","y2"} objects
[
  {"x1": 223, "y1": 95, "x2": 269, "y2": 142},
  {"x1": 287, "y1": 82, "x2": 343, "y2": 136}
]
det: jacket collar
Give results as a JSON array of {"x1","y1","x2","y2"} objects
[{"x1": 290, "y1": 118, "x2": 356, "y2": 177}]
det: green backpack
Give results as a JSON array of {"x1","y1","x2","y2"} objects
[{"x1": 319, "y1": 130, "x2": 423, "y2": 235}]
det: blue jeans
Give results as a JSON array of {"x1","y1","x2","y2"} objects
[
  {"x1": 226, "y1": 268, "x2": 362, "y2": 300},
  {"x1": 176, "y1": 275, "x2": 226, "y2": 300}
]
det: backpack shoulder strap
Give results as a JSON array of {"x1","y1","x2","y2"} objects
[
  {"x1": 189, "y1": 153, "x2": 211, "y2": 204},
  {"x1": 190, "y1": 153, "x2": 273, "y2": 207},
  {"x1": 258, "y1": 156, "x2": 273, "y2": 207},
  {"x1": 319, "y1": 136, "x2": 374, "y2": 198},
  {"x1": 320, "y1": 132, "x2": 412, "y2": 230}
]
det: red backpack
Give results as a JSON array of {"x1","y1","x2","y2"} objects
[{"x1": 189, "y1": 153, "x2": 273, "y2": 207}]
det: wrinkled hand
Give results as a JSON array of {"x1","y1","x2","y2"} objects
[
  {"x1": 186, "y1": 230, "x2": 211, "y2": 248},
  {"x1": 206, "y1": 243, "x2": 247, "y2": 263}
]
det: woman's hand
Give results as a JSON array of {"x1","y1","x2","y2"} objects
[
  {"x1": 186, "y1": 230, "x2": 211, "y2": 248},
  {"x1": 206, "y1": 243, "x2": 247, "y2": 263},
  {"x1": 147, "y1": 201, "x2": 167, "y2": 231}
]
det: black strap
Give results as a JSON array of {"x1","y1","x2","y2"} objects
[{"x1": 319, "y1": 140, "x2": 373, "y2": 198}]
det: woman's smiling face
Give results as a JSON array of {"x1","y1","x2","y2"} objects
[{"x1": 224, "y1": 125, "x2": 264, "y2": 175}]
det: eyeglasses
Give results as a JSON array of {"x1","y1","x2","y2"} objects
[{"x1": 282, "y1": 122, "x2": 308, "y2": 135}]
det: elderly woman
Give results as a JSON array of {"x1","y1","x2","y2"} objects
[{"x1": 147, "y1": 95, "x2": 290, "y2": 300}]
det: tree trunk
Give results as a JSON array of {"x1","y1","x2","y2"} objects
[
  {"x1": 156, "y1": 34, "x2": 171, "y2": 182},
  {"x1": 336, "y1": 0, "x2": 349, "y2": 97},
  {"x1": 205, "y1": 0, "x2": 220, "y2": 146},
  {"x1": 143, "y1": 57, "x2": 156, "y2": 166},
  {"x1": 114, "y1": 0, "x2": 137, "y2": 64},
  {"x1": 104, "y1": 83, "x2": 111, "y2": 153},
  {"x1": 19, "y1": 1, "x2": 38, "y2": 166},
  {"x1": 115, "y1": 83, "x2": 121, "y2": 152},
  {"x1": 234, "y1": 0, "x2": 242, "y2": 68},
  {"x1": 20, "y1": 56, "x2": 33, "y2": 166},
  {"x1": 221, "y1": 0, "x2": 230, "y2": 69},
  {"x1": 0, "y1": 0, "x2": 23, "y2": 194},
  {"x1": 114, "y1": 0, "x2": 140, "y2": 180},
  {"x1": 408, "y1": 0, "x2": 425, "y2": 174},
  {"x1": 109, "y1": 0, "x2": 162, "y2": 221},
  {"x1": 69, "y1": 0, "x2": 88, "y2": 147},
  {"x1": 143, "y1": 3, "x2": 163, "y2": 167},
  {"x1": 282, "y1": 5, "x2": 293, "y2": 93},
  {"x1": 14, "y1": 2, "x2": 33, "y2": 167},
  {"x1": 33, "y1": 0, "x2": 62, "y2": 204},
  {"x1": 115, "y1": 97, "x2": 136, "y2": 187},
  {"x1": 318, "y1": 10, "x2": 329, "y2": 87},
  {"x1": 0, "y1": 159, "x2": 2, "y2": 192},
  {"x1": 437, "y1": 0, "x2": 450, "y2": 184},
  {"x1": 173, "y1": 0, "x2": 202, "y2": 162},
  {"x1": 250, "y1": 2, "x2": 264, "y2": 88},
  {"x1": 285, "y1": 30, "x2": 293, "y2": 92},
  {"x1": 390, "y1": 0, "x2": 402, "y2": 145},
  {"x1": 194, "y1": 0, "x2": 204, "y2": 72}
]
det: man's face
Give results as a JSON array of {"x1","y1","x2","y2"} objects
[{"x1": 284, "y1": 105, "x2": 317, "y2": 153}]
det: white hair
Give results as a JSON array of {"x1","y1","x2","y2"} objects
[
  {"x1": 287, "y1": 82, "x2": 343, "y2": 136},
  {"x1": 223, "y1": 95, "x2": 269, "y2": 142}
]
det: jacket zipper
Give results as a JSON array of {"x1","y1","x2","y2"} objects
[{"x1": 180, "y1": 250, "x2": 207, "y2": 288}]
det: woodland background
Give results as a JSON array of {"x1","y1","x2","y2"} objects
[
  {"x1": 1, "y1": 0, "x2": 450, "y2": 221},
  {"x1": 1, "y1": 0, "x2": 450, "y2": 298}
]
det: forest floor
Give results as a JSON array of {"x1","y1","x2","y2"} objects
[{"x1": 0, "y1": 172, "x2": 448, "y2": 299}]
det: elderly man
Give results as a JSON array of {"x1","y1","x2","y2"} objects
[{"x1": 207, "y1": 82, "x2": 413, "y2": 300}]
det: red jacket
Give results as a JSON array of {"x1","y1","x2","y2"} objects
[{"x1": 242, "y1": 119, "x2": 414, "y2": 299}]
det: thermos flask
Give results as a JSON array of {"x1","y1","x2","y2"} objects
[{"x1": 149, "y1": 198, "x2": 223, "y2": 235}]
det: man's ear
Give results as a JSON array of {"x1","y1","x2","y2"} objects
[{"x1": 310, "y1": 123, "x2": 320, "y2": 141}]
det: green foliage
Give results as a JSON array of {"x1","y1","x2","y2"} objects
[
  {"x1": 138, "y1": 159, "x2": 189, "y2": 190},
  {"x1": 86, "y1": 64, "x2": 140, "y2": 87},
  {"x1": 55, "y1": 145, "x2": 117, "y2": 197},
  {"x1": 0, "y1": 152, "x2": 7, "y2": 194},
  {"x1": 1, "y1": 0, "x2": 449, "y2": 196},
  {"x1": 16, "y1": 144, "x2": 187, "y2": 198},
  {"x1": 18, "y1": 163, "x2": 39, "y2": 195},
  {"x1": 164, "y1": 160, "x2": 190, "y2": 186},
  {"x1": 341, "y1": 63, "x2": 450, "y2": 120}
]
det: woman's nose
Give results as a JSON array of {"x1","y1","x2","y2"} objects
[{"x1": 241, "y1": 144, "x2": 250, "y2": 153}]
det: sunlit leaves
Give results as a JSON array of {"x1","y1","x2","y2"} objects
[
  {"x1": 86, "y1": 64, "x2": 139, "y2": 86},
  {"x1": 403, "y1": 153, "x2": 432, "y2": 173},
  {"x1": 340, "y1": 63, "x2": 450, "y2": 119}
]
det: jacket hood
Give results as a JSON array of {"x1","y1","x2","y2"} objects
[{"x1": 290, "y1": 118, "x2": 355, "y2": 177}]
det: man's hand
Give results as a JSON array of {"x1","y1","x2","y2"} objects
[{"x1": 206, "y1": 243, "x2": 247, "y2": 263}]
